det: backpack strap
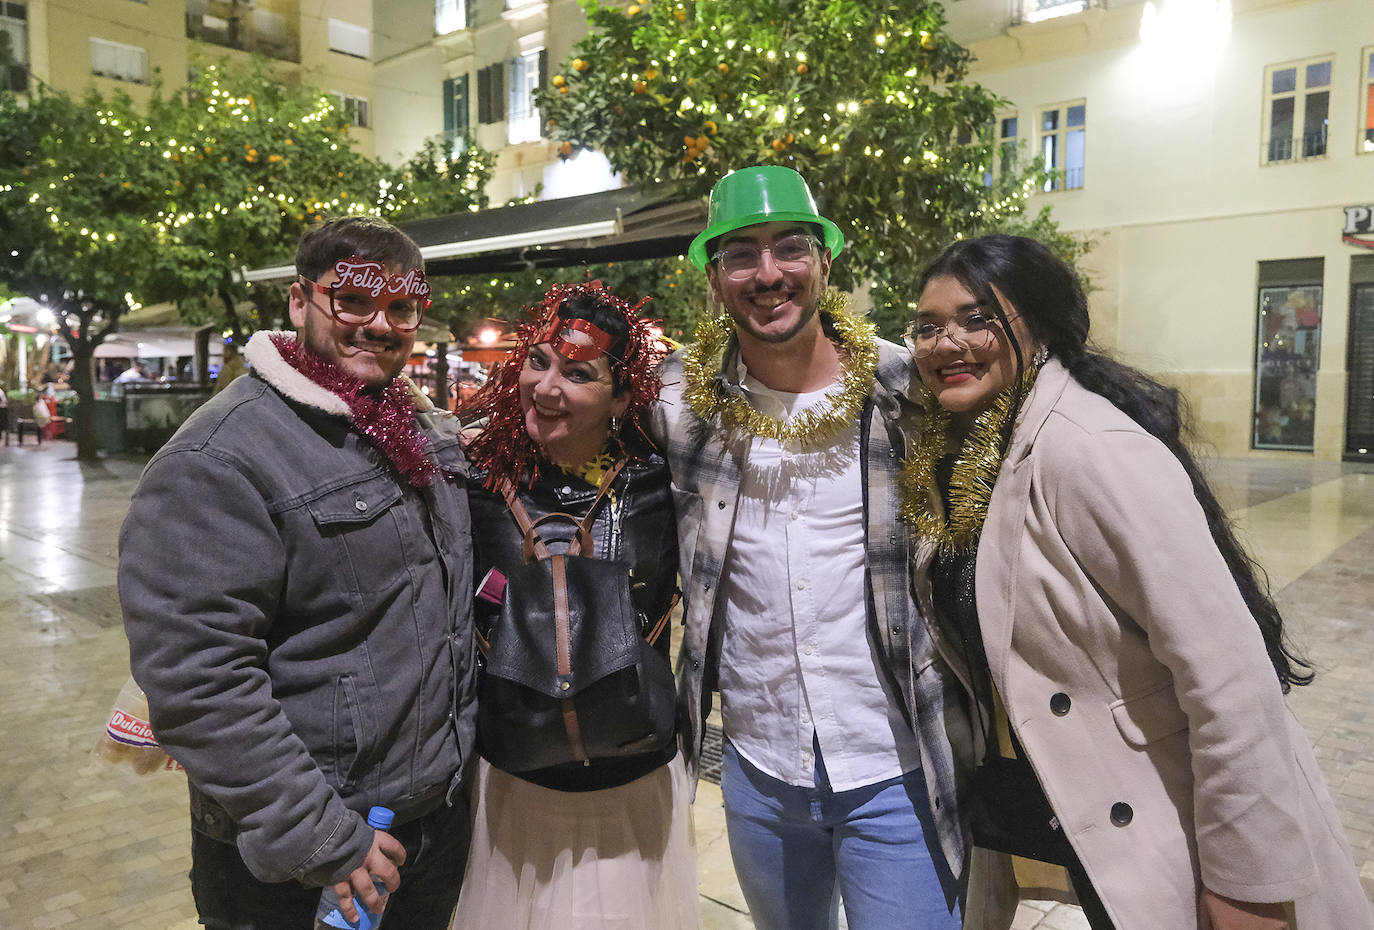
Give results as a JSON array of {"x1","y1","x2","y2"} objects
[{"x1": 500, "y1": 458, "x2": 628, "y2": 562}]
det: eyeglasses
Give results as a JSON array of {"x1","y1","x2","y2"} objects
[
  {"x1": 299, "y1": 275, "x2": 429, "y2": 333},
  {"x1": 711, "y1": 234, "x2": 819, "y2": 279},
  {"x1": 903, "y1": 309, "x2": 1019, "y2": 359}
]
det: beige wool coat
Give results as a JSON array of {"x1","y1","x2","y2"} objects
[{"x1": 913, "y1": 360, "x2": 1373, "y2": 930}]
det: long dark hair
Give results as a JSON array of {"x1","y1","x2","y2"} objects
[{"x1": 918, "y1": 234, "x2": 1313, "y2": 692}]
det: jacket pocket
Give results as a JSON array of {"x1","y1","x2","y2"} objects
[
  {"x1": 331, "y1": 674, "x2": 371, "y2": 789},
  {"x1": 1110, "y1": 679, "x2": 1189, "y2": 748},
  {"x1": 305, "y1": 475, "x2": 407, "y2": 595}
]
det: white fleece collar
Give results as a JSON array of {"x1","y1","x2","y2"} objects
[{"x1": 244, "y1": 331, "x2": 352, "y2": 417}]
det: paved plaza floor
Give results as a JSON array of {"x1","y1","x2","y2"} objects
[{"x1": 2, "y1": 438, "x2": 1372, "y2": 929}]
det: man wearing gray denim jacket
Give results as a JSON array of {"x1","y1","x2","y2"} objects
[{"x1": 119, "y1": 217, "x2": 477, "y2": 930}]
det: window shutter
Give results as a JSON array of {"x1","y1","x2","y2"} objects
[
  {"x1": 492, "y1": 59, "x2": 505, "y2": 121},
  {"x1": 454, "y1": 73, "x2": 470, "y2": 136},
  {"x1": 538, "y1": 48, "x2": 549, "y2": 136},
  {"x1": 477, "y1": 65, "x2": 491, "y2": 124},
  {"x1": 465, "y1": 0, "x2": 476, "y2": 30},
  {"x1": 443, "y1": 77, "x2": 455, "y2": 136}
]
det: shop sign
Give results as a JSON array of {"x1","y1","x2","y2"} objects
[{"x1": 1344, "y1": 205, "x2": 1374, "y2": 249}]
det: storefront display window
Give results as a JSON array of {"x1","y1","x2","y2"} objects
[{"x1": 1254, "y1": 278, "x2": 1322, "y2": 450}]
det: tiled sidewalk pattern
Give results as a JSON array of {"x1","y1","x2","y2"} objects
[{"x1": 1, "y1": 441, "x2": 1371, "y2": 929}]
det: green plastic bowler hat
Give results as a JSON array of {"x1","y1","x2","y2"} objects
[{"x1": 688, "y1": 166, "x2": 844, "y2": 271}]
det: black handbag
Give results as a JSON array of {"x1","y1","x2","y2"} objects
[{"x1": 476, "y1": 460, "x2": 678, "y2": 773}]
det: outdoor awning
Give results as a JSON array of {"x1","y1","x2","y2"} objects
[{"x1": 238, "y1": 185, "x2": 705, "y2": 282}]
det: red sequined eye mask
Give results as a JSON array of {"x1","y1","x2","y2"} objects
[{"x1": 534, "y1": 316, "x2": 616, "y2": 361}]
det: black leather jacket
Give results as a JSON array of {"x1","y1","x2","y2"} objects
[{"x1": 468, "y1": 451, "x2": 679, "y2": 791}]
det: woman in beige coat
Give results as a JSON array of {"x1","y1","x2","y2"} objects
[{"x1": 903, "y1": 235, "x2": 1372, "y2": 930}]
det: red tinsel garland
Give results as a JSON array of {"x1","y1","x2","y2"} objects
[
  {"x1": 460, "y1": 281, "x2": 666, "y2": 492},
  {"x1": 270, "y1": 334, "x2": 439, "y2": 488}
]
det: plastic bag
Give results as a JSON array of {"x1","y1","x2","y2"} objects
[{"x1": 92, "y1": 675, "x2": 183, "y2": 775}]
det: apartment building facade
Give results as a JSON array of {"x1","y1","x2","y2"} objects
[
  {"x1": 947, "y1": 0, "x2": 1373, "y2": 460},
  {"x1": 371, "y1": 0, "x2": 618, "y2": 204},
  {"x1": 4, "y1": 0, "x2": 378, "y2": 155}
]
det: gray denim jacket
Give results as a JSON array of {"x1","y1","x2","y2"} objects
[{"x1": 119, "y1": 332, "x2": 476, "y2": 886}]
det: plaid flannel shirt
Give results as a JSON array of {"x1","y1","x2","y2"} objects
[{"x1": 647, "y1": 324, "x2": 971, "y2": 880}]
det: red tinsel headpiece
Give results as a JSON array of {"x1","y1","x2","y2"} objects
[{"x1": 461, "y1": 280, "x2": 667, "y2": 491}]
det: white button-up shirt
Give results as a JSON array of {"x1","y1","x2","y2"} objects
[{"x1": 718, "y1": 368, "x2": 922, "y2": 791}]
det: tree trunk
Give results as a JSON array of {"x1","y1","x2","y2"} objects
[
  {"x1": 68, "y1": 344, "x2": 99, "y2": 460},
  {"x1": 56, "y1": 300, "x2": 119, "y2": 462}
]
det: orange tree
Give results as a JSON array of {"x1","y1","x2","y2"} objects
[
  {"x1": 0, "y1": 84, "x2": 195, "y2": 459},
  {"x1": 539, "y1": 0, "x2": 1084, "y2": 337},
  {"x1": 152, "y1": 58, "x2": 495, "y2": 337}
]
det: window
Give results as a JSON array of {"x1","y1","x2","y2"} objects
[
  {"x1": 957, "y1": 113, "x2": 1018, "y2": 187},
  {"x1": 1039, "y1": 101, "x2": 1084, "y2": 190},
  {"x1": 507, "y1": 48, "x2": 546, "y2": 145},
  {"x1": 1361, "y1": 47, "x2": 1374, "y2": 154},
  {"x1": 1254, "y1": 258, "x2": 1323, "y2": 451},
  {"x1": 476, "y1": 63, "x2": 505, "y2": 124},
  {"x1": 1263, "y1": 57, "x2": 1330, "y2": 163},
  {"x1": 995, "y1": 114, "x2": 1018, "y2": 181},
  {"x1": 328, "y1": 18, "x2": 370, "y2": 59},
  {"x1": 435, "y1": 0, "x2": 465, "y2": 34},
  {"x1": 335, "y1": 93, "x2": 370, "y2": 129},
  {"x1": 1020, "y1": 0, "x2": 1088, "y2": 24},
  {"x1": 443, "y1": 74, "x2": 470, "y2": 142},
  {"x1": 90, "y1": 37, "x2": 148, "y2": 84},
  {"x1": 0, "y1": 2, "x2": 27, "y2": 92}
]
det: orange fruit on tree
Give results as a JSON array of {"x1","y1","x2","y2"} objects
[
  {"x1": 634, "y1": 80, "x2": 648, "y2": 94},
  {"x1": 644, "y1": 68, "x2": 658, "y2": 80},
  {"x1": 797, "y1": 63, "x2": 808, "y2": 74},
  {"x1": 627, "y1": 4, "x2": 641, "y2": 15},
  {"x1": 552, "y1": 74, "x2": 566, "y2": 87},
  {"x1": 717, "y1": 62, "x2": 729, "y2": 73},
  {"x1": 558, "y1": 141, "x2": 574, "y2": 156},
  {"x1": 704, "y1": 119, "x2": 717, "y2": 134},
  {"x1": 674, "y1": 8, "x2": 686, "y2": 21},
  {"x1": 921, "y1": 33, "x2": 935, "y2": 49},
  {"x1": 771, "y1": 138, "x2": 786, "y2": 151},
  {"x1": 573, "y1": 58, "x2": 589, "y2": 71}
]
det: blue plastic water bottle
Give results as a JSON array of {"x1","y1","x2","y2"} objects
[{"x1": 314, "y1": 806, "x2": 395, "y2": 930}]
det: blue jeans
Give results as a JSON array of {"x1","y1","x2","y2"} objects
[
  {"x1": 721, "y1": 740, "x2": 961, "y2": 930},
  {"x1": 189, "y1": 793, "x2": 470, "y2": 930}
]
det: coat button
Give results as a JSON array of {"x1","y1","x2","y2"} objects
[
  {"x1": 1110, "y1": 802, "x2": 1133, "y2": 826},
  {"x1": 354, "y1": 498, "x2": 368, "y2": 512},
  {"x1": 1049, "y1": 692, "x2": 1071, "y2": 716},
  {"x1": 717, "y1": 500, "x2": 726, "y2": 509}
]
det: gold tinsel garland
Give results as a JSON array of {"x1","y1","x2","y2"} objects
[
  {"x1": 682, "y1": 290, "x2": 877, "y2": 445},
  {"x1": 899, "y1": 366, "x2": 1039, "y2": 554}
]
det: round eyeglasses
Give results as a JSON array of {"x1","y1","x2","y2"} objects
[
  {"x1": 903, "y1": 310, "x2": 1017, "y2": 359},
  {"x1": 711, "y1": 234, "x2": 819, "y2": 280},
  {"x1": 299, "y1": 276, "x2": 429, "y2": 333}
]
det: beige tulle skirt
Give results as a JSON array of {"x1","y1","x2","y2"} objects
[{"x1": 451, "y1": 754, "x2": 699, "y2": 930}]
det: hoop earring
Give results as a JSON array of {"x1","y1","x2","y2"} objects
[{"x1": 1033, "y1": 345, "x2": 1049, "y2": 368}]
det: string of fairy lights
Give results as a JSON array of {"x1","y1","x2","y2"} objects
[{"x1": 5, "y1": 63, "x2": 492, "y2": 313}]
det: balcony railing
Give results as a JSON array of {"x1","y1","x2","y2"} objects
[
  {"x1": 1266, "y1": 128, "x2": 1328, "y2": 163},
  {"x1": 186, "y1": 4, "x2": 299, "y2": 63}
]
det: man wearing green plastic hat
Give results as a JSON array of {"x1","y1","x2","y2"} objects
[{"x1": 650, "y1": 166, "x2": 966, "y2": 928}]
